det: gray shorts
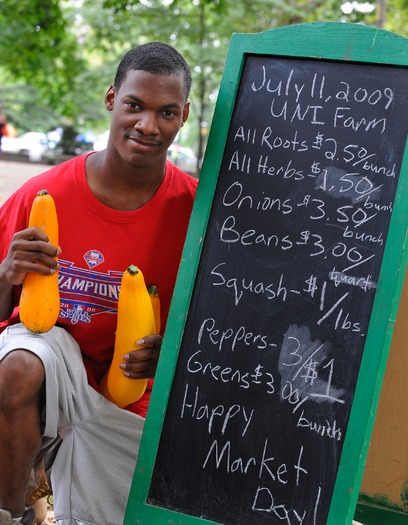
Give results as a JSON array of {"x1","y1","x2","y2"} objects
[{"x1": 0, "y1": 324, "x2": 145, "y2": 525}]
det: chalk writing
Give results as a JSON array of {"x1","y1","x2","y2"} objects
[{"x1": 148, "y1": 54, "x2": 408, "y2": 525}]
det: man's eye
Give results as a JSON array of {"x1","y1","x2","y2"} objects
[
  {"x1": 126, "y1": 102, "x2": 140, "y2": 109},
  {"x1": 163, "y1": 110, "x2": 177, "y2": 118}
]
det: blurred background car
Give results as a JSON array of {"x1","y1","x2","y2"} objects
[
  {"x1": 42, "y1": 125, "x2": 94, "y2": 164},
  {"x1": 1, "y1": 131, "x2": 49, "y2": 162},
  {"x1": 167, "y1": 144, "x2": 198, "y2": 176},
  {"x1": 92, "y1": 130, "x2": 110, "y2": 152}
]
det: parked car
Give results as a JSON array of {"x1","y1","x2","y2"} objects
[
  {"x1": 167, "y1": 144, "x2": 198, "y2": 176},
  {"x1": 93, "y1": 130, "x2": 110, "y2": 151},
  {"x1": 1, "y1": 132, "x2": 49, "y2": 162},
  {"x1": 42, "y1": 126, "x2": 94, "y2": 164}
]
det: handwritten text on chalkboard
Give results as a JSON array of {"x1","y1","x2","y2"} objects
[{"x1": 148, "y1": 56, "x2": 408, "y2": 525}]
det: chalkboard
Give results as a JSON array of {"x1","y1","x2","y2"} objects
[{"x1": 125, "y1": 23, "x2": 408, "y2": 525}]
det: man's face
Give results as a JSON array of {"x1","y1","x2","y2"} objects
[{"x1": 105, "y1": 69, "x2": 190, "y2": 170}]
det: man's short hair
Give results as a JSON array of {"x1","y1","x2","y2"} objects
[{"x1": 114, "y1": 42, "x2": 192, "y2": 101}]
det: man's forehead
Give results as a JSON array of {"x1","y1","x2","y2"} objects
[{"x1": 118, "y1": 69, "x2": 188, "y2": 100}]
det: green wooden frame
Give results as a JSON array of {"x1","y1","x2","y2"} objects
[{"x1": 124, "y1": 22, "x2": 408, "y2": 525}]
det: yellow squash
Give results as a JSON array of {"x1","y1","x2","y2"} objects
[
  {"x1": 148, "y1": 284, "x2": 161, "y2": 333},
  {"x1": 99, "y1": 265, "x2": 156, "y2": 408},
  {"x1": 19, "y1": 190, "x2": 60, "y2": 334}
]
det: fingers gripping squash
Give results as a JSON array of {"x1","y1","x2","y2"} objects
[
  {"x1": 100, "y1": 265, "x2": 156, "y2": 408},
  {"x1": 19, "y1": 190, "x2": 60, "y2": 334}
]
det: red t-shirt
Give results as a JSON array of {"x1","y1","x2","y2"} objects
[{"x1": 0, "y1": 153, "x2": 197, "y2": 416}]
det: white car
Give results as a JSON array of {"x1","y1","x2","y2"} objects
[
  {"x1": 2, "y1": 132, "x2": 49, "y2": 162},
  {"x1": 167, "y1": 145, "x2": 198, "y2": 176}
]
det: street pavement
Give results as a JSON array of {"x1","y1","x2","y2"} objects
[{"x1": 0, "y1": 157, "x2": 51, "y2": 205}]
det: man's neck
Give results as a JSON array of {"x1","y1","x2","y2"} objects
[{"x1": 85, "y1": 151, "x2": 166, "y2": 211}]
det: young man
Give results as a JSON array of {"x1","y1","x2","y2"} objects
[{"x1": 0, "y1": 42, "x2": 198, "y2": 525}]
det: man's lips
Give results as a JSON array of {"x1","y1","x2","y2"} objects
[{"x1": 127, "y1": 135, "x2": 160, "y2": 149}]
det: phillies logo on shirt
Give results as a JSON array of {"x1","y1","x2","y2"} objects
[{"x1": 84, "y1": 250, "x2": 104, "y2": 269}]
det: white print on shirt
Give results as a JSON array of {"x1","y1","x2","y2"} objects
[{"x1": 57, "y1": 259, "x2": 122, "y2": 325}]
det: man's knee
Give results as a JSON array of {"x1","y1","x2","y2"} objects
[{"x1": 0, "y1": 350, "x2": 45, "y2": 412}]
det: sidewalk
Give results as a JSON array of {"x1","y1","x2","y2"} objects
[{"x1": 0, "y1": 157, "x2": 51, "y2": 205}]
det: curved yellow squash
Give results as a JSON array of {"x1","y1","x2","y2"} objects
[
  {"x1": 19, "y1": 190, "x2": 60, "y2": 334},
  {"x1": 99, "y1": 265, "x2": 156, "y2": 408},
  {"x1": 148, "y1": 284, "x2": 161, "y2": 334}
]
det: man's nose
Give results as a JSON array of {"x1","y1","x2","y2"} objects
[{"x1": 134, "y1": 112, "x2": 159, "y2": 135}]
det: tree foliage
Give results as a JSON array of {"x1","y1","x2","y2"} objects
[
  {"x1": 76, "y1": 0, "x2": 309, "y2": 157},
  {"x1": 0, "y1": 0, "x2": 407, "y2": 155},
  {"x1": 0, "y1": 0, "x2": 84, "y2": 119}
]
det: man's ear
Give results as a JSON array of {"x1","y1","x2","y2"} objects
[
  {"x1": 105, "y1": 84, "x2": 115, "y2": 111},
  {"x1": 181, "y1": 101, "x2": 190, "y2": 127}
]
